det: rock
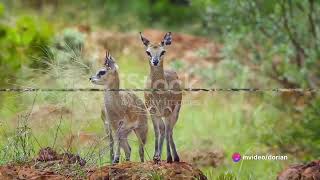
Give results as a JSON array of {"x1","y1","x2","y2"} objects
[
  {"x1": 277, "y1": 165, "x2": 303, "y2": 180},
  {"x1": 277, "y1": 160, "x2": 320, "y2": 180},
  {"x1": 37, "y1": 147, "x2": 59, "y2": 162},
  {"x1": 36, "y1": 147, "x2": 86, "y2": 166}
]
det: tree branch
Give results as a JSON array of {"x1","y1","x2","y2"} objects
[
  {"x1": 308, "y1": 0, "x2": 317, "y2": 38},
  {"x1": 280, "y1": 0, "x2": 306, "y2": 68}
]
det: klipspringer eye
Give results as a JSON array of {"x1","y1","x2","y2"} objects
[{"x1": 98, "y1": 70, "x2": 106, "y2": 76}]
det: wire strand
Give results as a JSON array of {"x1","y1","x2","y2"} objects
[{"x1": 0, "y1": 88, "x2": 317, "y2": 92}]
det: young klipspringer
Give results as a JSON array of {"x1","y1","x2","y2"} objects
[
  {"x1": 140, "y1": 32, "x2": 182, "y2": 163},
  {"x1": 90, "y1": 51, "x2": 148, "y2": 164}
]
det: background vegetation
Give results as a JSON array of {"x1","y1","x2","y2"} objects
[{"x1": 0, "y1": 0, "x2": 319, "y2": 179}]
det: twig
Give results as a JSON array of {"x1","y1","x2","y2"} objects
[{"x1": 52, "y1": 113, "x2": 63, "y2": 148}]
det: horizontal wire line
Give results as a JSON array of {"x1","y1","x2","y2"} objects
[{"x1": 0, "y1": 88, "x2": 317, "y2": 92}]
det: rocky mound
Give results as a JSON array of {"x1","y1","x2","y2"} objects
[
  {"x1": 88, "y1": 161, "x2": 207, "y2": 180},
  {"x1": 0, "y1": 147, "x2": 207, "y2": 180},
  {"x1": 277, "y1": 160, "x2": 320, "y2": 180}
]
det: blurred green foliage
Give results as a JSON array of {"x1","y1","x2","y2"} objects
[
  {"x1": 301, "y1": 97, "x2": 320, "y2": 154},
  {"x1": 30, "y1": 0, "x2": 318, "y2": 88},
  {"x1": 286, "y1": 97, "x2": 320, "y2": 159},
  {"x1": 195, "y1": 0, "x2": 320, "y2": 159},
  {"x1": 0, "y1": 3, "x2": 53, "y2": 86},
  {"x1": 192, "y1": 0, "x2": 319, "y2": 88},
  {"x1": 89, "y1": 0, "x2": 198, "y2": 31}
]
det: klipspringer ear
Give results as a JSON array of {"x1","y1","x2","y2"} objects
[
  {"x1": 104, "y1": 51, "x2": 117, "y2": 70},
  {"x1": 104, "y1": 51, "x2": 111, "y2": 66},
  {"x1": 161, "y1": 32, "x2": 172, "y2": 46},
  {"x1": 140, "y1": 32, "x2": 150, "y2": 47}
]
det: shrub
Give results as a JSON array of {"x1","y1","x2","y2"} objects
[{"x1": 52, "y1": 28, "x2": 85, "y2": 65}]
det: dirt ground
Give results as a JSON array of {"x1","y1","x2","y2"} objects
[
  {"x1": 180, "y1": 148, "x2": 224, "y2": 168},
  {"x1": 84, "y1": 28, "x2": 222, "y2": 64},
  {"x1": 0, "y1": 147, "x2": 207, "y2": 180}
]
